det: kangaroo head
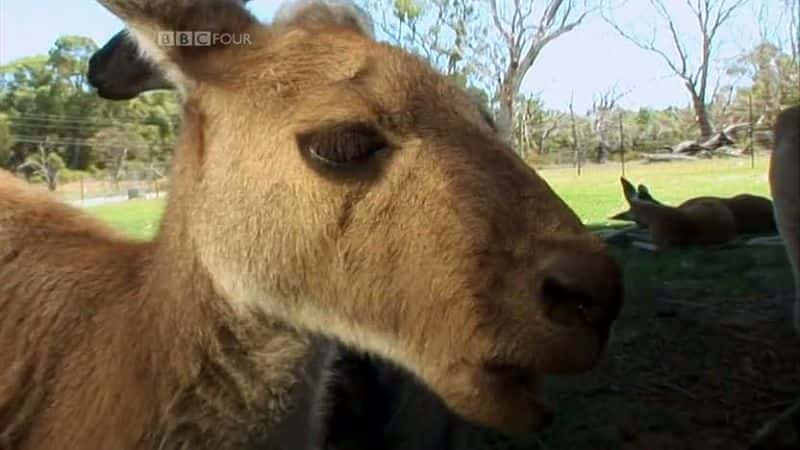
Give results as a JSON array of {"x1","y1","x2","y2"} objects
[{"x1": 97, "y1": 0, "x2": 624, "y2": 434}]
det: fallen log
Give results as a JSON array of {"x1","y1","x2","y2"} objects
[{"x1": 641, "y1": 153, "x2": 700, "y2": 163}]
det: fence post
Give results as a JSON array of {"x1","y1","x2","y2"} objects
[
  {"x1": 569, "y1": 93, "x2": 581, "y2": 176},
  {"x1": 618, "y1": 113, "x2": 625, "y2": 177},
  {"x1": 748, "y1": 92, "x2": 755, "y2": 169}
]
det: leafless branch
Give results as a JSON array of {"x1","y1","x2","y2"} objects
[{"x1": 490, "y1": 0, "x2": 514, "y2": 48}]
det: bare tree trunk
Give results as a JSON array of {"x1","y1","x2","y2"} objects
[
  {"x1": 690, "y1": 89, "x2": 714, "y2": 140},
  {"x1": 46, "y1": 168, "x2": 57, "y2": 191},
  {"x1": 569, "y1": 95, "x2": 581, "y2": 175},
  {"x1": 496, "y1": 79, "x2": 516, "y2": 144},
  {"x1": 489, "y1": 0, "x2": 589, "y2": 149},
  {"x1": 604, "y1": 0, "x2": 747, "y2": 141}
]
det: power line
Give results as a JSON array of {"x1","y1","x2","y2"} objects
[
  {"x1": 7, "y1": 119, "x2": 165, "y2": 133},
  {"x1": 7, "y1": 114, "x2": 173, "y2": 127},
  {"x1": 8, "y1": 111, "x2": 177, "y2": 123},
  {"x1": 10, "y1": 135, "x2": 174, "y2": 151},
  {"x1": 8, "y1": 115, "x2": 130, "y2": 127}
]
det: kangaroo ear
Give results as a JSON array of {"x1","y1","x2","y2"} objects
[
  {"x1": 620, "y1": 177, "x2": 637, "y2": 202},
  {"x1": 610, "y1": 211, "x2": 634, "y2": 222},
  {"x1": 637, "y1": 184, "x2": 658, "y2": 204},
  {"x1": 96, "y1": 0, "x2": 258, "y2": 95},
  {"x1": 274, "y1": 0, "x2": 375, "y2": 38}
]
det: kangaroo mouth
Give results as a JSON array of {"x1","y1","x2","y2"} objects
[
  {"x1": 480, "y1": 361, "x2": 555, "y2": 431},
  {"x1": 483, "y1": 362, "x2": 539, "y2": 391}
]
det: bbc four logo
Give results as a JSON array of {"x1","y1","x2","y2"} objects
[
  {"x1": 157, "y1": 31, "x2": 251, "y2": 47},
  {"x1": 158, "y1": 31, "x2": 212, "y2": 47}
]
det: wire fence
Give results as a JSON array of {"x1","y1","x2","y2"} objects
[{"x1": 49, "y1": 171, "x2": 168, "y2": 207}]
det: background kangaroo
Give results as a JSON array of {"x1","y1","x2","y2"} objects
[
  {"x1": 615, "y1": 177, "x2": 739, "y2": 248},
  {"x1": 0, "y1": 1, "x2": 623, "y2": 449},
  {"x1": 613, "y1": 184, "x2": 776, "y2": 236}
]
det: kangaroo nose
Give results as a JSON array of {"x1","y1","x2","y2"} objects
[
  {"x1": 536, "y1": 248, "x2": 623, "y2": 339},
  {"x1": 87, "y1": 56, "x2": 107, "y2": 89}
]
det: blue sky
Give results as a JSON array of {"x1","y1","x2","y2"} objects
[{"x1": 0, "y1": 0, "x2": 785, "y2": 112}]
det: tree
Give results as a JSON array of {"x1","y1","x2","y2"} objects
[
  {"x1": 726, "y1": 43, "x2": 800, "y2": 126},
  {"x1": 365, "y1": 0, "x2": 493, "y2": 92},
  {"x1": 364, "y1": 0, "x2": 590, "y2": 148},
  {"x1": 1, "y1": 39, "x2": 100, "y2": 169},
  {"x1": 512, "y1": 96, "x2": 563, "y2": 160},
  {"x1": 785, "y1": 0, "x2": 799, "y2": 67},
  {"x1": 88, "y1": 126, "x2": 148, "y2": 189},
  {"x1": 0, "y1": 35, "x2": 181, "y2": 172},
  {"x1": 490, "y1": 0, "x2": 591, "y2": 144},
  {"x1": 604, "y1": 0, "x2": 750, "y2": 140},
  {"x1": 0, "y1": 114, "x2": 12, "y2": 167},
  {"x1": 588, "y1": 87, "x2": 626, "y2": 163},
  {"x1": 48, "y1": 36, "x2": 97, "y2": 93},
  {"x1": 18, "y1": 141, "x2": 66, "y2": 191}
]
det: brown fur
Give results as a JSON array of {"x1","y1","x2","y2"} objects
[
  {"x1": 678, "y1": 194, "x2": 775, "y2": 235},
  {"x1": 88, "y1": 21, "x2": 479, "y2": 450},
  {"x1": 769, "y1": 105, "x2": 800, "y2": 333},
  {"x1": 748, "y1": 106, "x2": 800, "y2": 449},
  {"x1": 0, "y1": 1, "x2": 623, "y2": 448},
  {"x1": 614, "y1": 177, "x2": 777, "y2": 249}
]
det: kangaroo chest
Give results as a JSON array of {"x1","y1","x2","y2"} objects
[{"x1": 151, "y1": 328, "x2": 337, "y2": 450}]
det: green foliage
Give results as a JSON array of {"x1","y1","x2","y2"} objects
[
  {"x1": 0, "y1": 114, "x2": 11, "y2": 166},
  {"x1": 0, "y1": 35, "x2": 179, "y2": 173},
  {"x1": 364, "y1": 0, "x2": 494, "y2": 100},
  {"x1": 392, "y1": 0, "x2": 422, "y2": 22},
  {"x1": 723, "y1": 42, "x2": 800, "y2": 125},
  {"x1": 19, "y1": 146, "x2": 66, "y2": 190},
  {"x1": 59, "y1": 168, "x2": 88, "y2": 184}
]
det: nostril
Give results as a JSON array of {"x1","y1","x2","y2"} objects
[
  {"x1": 539, "y1": 275, "x2": 594, "y2": 328},
  {"x1": 535, "y1": 250, "x2": 623, "y2": 335}
]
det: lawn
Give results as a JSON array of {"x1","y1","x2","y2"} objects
[
  {"x1": 82, "y1": 156, "x2": 799, "y2": 450},
  {"x1": 85, "y1": 156, "x2": 773, "y2": 237},
  {"x1": 538, "y1": 156, "x2": 771, "y2": 225},
  {"x1": 87, "y1": 198, "x2": 165, "y2": 239}
]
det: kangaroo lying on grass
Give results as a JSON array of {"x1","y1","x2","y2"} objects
[
  {"x1": 613, "y1": 177, "x2": 776, "y2": 249},
  {"x1": 0, "y1": 1, "x2": 623, "y2": 449}
]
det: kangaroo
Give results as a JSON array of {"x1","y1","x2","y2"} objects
[
  {"x1": 614, "y1": 177, "x2": 739, "y2": 248},
  {"x1": 88, "y1": 13, "x2": 491, "y2": 450},
  {"x1": 749, "y1": 105, "x2": 800, "y2": 449},
  {"x1": 0, "y1": 1, "x2": 623, "y2": 449},
  {"x1": 613, "y1": 183, "x2": 776, "y2": 236}
]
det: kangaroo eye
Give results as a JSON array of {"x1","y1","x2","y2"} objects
[{"x1": 297, "y1": 122, "x2": 388, "y2": 166}]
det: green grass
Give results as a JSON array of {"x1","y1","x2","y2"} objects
[
  {"x1": 85, "y1": 156, "x2": 772, "y2": 239},
  {"x1": 537, "y1": 156, "x2": 771, "y2": 226},
  {"x1": 87, "y1": 199, "x2": 165, "y2": 239}
]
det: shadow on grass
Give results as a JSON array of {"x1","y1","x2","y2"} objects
[{"x1": 492, "y1": 226, "x2": 798, "y2": 450}]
